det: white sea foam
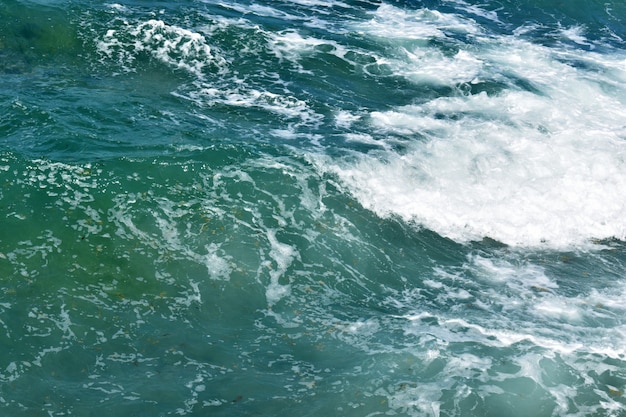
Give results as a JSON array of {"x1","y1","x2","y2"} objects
[
  {"x1": 196, "y1": 86, "x2": 322, "y2": 125},
  {"x1": 444, "y1": 0, "x2": 501, "y2": 23},
  {"x1": 533, "y1": 298, "x2": 584, "y2": 322},
  {"x1": 204, "y1": 247, "x2": 231, "y2": 281},
  {"x1": 264, "y1": 229, "x2": 298, "y2": 305},
  {"x1": 352, "y1": 5, "x2": 485, "y2": 85},
  {"x1": 269, "y1": 30, "x2": 333, "y2": 63},
  {"x1": 560, "y1": 25, "x2": 592, "y2": 47},
  {"x1": 267, "y1": 29, "x2": 385, "y2": 76},
  {"x1": 106, "y1": 3, "x2": 128, "y2": 13},
  {"x1": 97, "y1": 19, "x2": 227, "y2": 77},
  {"x1": 470, "y1": 255, "x2": 557, "y2": 291},
  {"x1": 357, "y1": 4, "x2": 479, "y2": 41},
  {"x1": 334, "y1": 110, "x2": 361, "y2": 129},
  {"x1": 316, "y1": 28, "x2": 626, "y2": 248},
  {"x1": 395, "y1": 48, "x2": 484, "y2": 85},
  {"x1": 288, "y1": 0, "x2": 349, "y2": 7}
]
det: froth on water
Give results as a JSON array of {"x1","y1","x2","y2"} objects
[
  {"x1": 315, "y1": 4, "x2": 626, "y2": 249},
  {"x1": 1, "y1": 0, "x2": 626, "y2": 416}
]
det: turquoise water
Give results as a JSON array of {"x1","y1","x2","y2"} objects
[{"x1": 1, "y1": 0, "x2": 626, "y2": 415}]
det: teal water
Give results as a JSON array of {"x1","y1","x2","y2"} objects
[{"x1": 1, "y1": 0, "x2": 626, "y2": 416}]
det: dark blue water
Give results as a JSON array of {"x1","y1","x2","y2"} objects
[{"x1": 1, "y1": 0, "x2": 626, "y2": 415}]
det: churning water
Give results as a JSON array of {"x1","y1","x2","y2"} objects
[{"x1": 1, "y1": 0, "x2": 626, "y2": 415}]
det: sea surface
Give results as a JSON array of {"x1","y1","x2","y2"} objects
[{"x1": 1, "y1": 0, "x2": 626, "y2": 415}]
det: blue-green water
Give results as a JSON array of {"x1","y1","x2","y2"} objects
[{"x1": 2, "y1": 0, "x2": 626, "y2": 415}]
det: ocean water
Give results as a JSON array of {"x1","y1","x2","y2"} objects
[{"x1": 1, "y1": 0, "x2": 626, "y2": 415}]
